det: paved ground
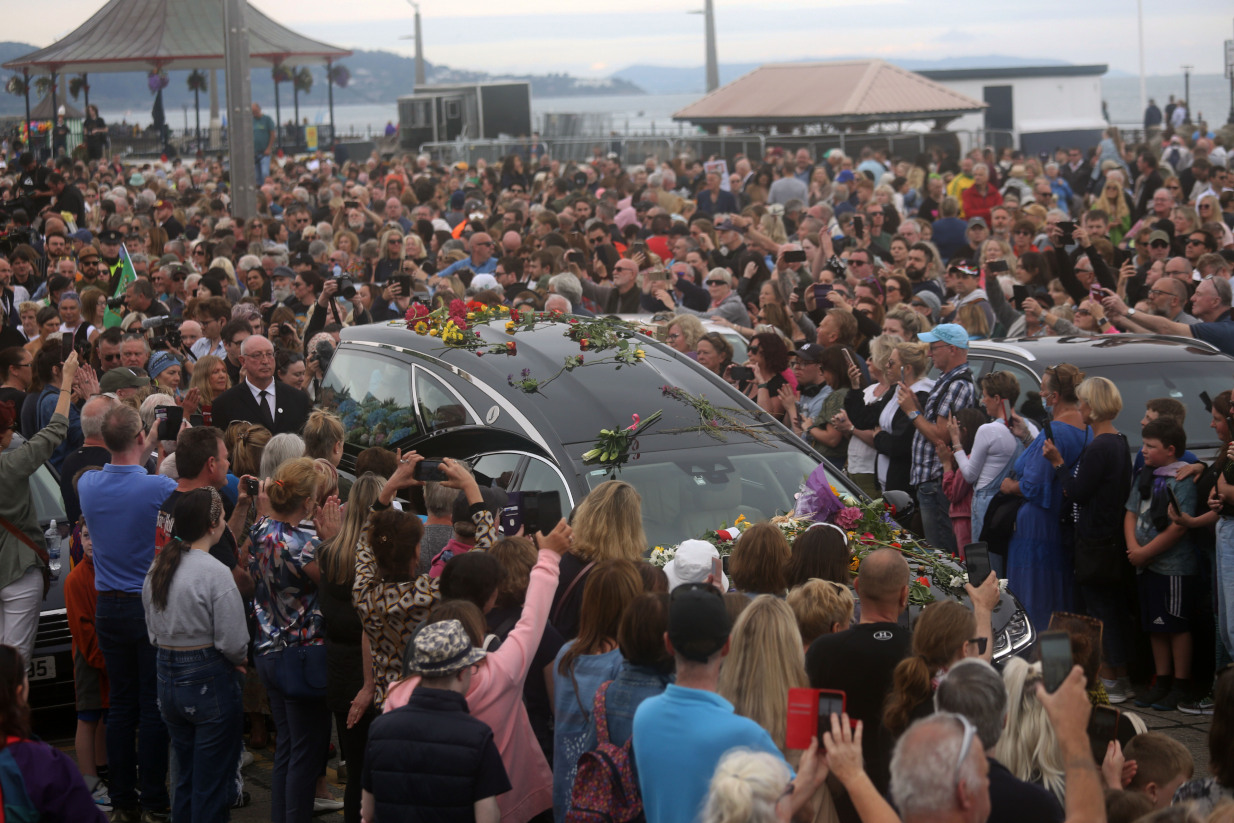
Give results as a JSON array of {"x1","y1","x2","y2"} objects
[{"x1": 34, "y1": 691, "x2": 1216, "y2": 821}]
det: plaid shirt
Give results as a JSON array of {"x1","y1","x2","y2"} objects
[{"x1": 910, "y1": 363, "x2": 976, "y2": 485}]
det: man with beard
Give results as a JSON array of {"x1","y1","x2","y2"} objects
[{"x1": 906, "y1": 243, "x2": 944, "y2": 300}]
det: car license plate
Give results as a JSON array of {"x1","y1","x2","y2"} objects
[{"x1": 26, "y1": 656, "x2": 55, "y2": 681}]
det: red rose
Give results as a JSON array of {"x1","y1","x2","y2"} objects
[
  {"x1": 506, "y1": 342, "x2": 516, "y2": 353},
  {"x1": 916, "y1": 576, "x2": 929, "y2": 586}
]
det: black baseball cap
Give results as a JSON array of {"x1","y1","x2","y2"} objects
[{"x1": 668, "y1": 583, "x2": 731, "y2": 663}]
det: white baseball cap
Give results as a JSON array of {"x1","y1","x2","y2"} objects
[{"x1": 664, "y1": 539, "x2": 728, "y2": 592}]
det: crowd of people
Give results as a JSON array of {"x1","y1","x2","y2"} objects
[{"x1": 0, "y1": 117, "x2": 1231, "y2": 823}]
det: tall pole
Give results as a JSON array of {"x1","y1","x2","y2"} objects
[
  {"x1": 209, "y1": 69, "x2": 221, "y2": 150},
  {"x1": 82, "y1": 72, "x2": 89, "y2": 115},
  {"x1": 413, "y1": 3, "x2": 426, "y2": 87},
  {"x1": 704, "y1": 0, "x2": 719, "y2": 93},
  {"x1": 273, "y1": 65, "x2": 282, "y2": 151},
  {"x1": 1136, "y1": 0, "x2": 1147, "y2": 121},
  {"x1": 1182, "y1": 65, "x2": 1193, "y2": 123},
  {"x1": 327, "y1": 60, "x2": 336, "y2": 147},
  {"x1": 223, "y1": 0, "x2": 256, "y2": 218},
  {"x1": 22, "y1": 70, "x2": 31, "y2": 155},
  {"x1": 194, "y1": 87, "x2": 201, "y2": 148}
]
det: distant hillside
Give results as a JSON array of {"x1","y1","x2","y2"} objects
[
  {"x1": 612, "y1": 55, "x2": 1082, "y2": 95},
  {"x1": 0, "y1": 42, "x2": 643, "y2": 117}
]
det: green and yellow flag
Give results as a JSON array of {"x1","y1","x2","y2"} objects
[{"x1": 103, "y1": 244, "x2": 137, "y2": 328}]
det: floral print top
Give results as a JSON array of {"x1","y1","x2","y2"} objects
[
  {"x1": 354, "y1": 505, "x2": 497, "y2": 707},
  {"x1": 250, "y1": 517, "x2": 323, "y2": 654}
]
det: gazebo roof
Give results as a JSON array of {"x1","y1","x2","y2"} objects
[
  {"x1": 3, "y1": 0, "x2": 351, "y2": 74},
  {"x1": 31, "y1": 95, "x2": 85, "y2": 120},
  {"x1": 673, "y1": 60, "x2": 985, "y2": 128}
]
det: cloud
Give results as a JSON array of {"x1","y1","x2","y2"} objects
[{"x1": 933, "y1": 28, "x2": 977, "y2": 43}]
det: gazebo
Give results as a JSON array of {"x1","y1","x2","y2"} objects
[{"x1": 3, "y1": 0, "x2": 352, "y2": 152}]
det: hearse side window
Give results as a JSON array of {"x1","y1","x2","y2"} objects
[
  {"x1": 319, "y1": 348, "x2": 421, "y2": 447},
  {"x1": 414, "y1": 369, "x2": 473, "y2": 433}
]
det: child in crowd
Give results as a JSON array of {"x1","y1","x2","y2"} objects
[
  {"x1": 1127, "y1": 417, "x2": 1201, "y2": 710},
  {"x1": 939, "y1": 407, "x2": 985, "y2": 551},
  {"x1": 1134, "y1": 397, "x2": 1196, "y2": 473},
  {"x1": 362, "y1": 620, "x2": 510, "y2": 823},
  {"x1": 63, "y1": 517, "x2": 110, "y2": 809},
  {"x1": 1122, "y1": 731, "x2": 1194, "y2": 809}
]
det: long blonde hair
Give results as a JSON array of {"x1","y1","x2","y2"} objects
[
  {"x1": 190, "y1": 354, "x2": 228, "y2": 405},
  {"x1": 995, "y1": 658, "x2": 1065, "y2": 804},
  {"x1": 319, "y1": 472, "x2": 383, "y2": 585},
  {"x1": 717, "y1": 595, "x2": 808, "y2": 753},
  {"x1": 570, "y1": 480, "x2": 645, "y2": 564}
]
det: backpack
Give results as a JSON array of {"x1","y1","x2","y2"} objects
[{"x1": 565, "y1": 680, "x2": 645, "y2": 823}]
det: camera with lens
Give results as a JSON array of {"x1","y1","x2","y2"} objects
[
  {"x1": 329, "y1": 265, "x2": 356, "y2": 300},
  {"x1": 141, "y1": 316, "x2": 181, "y2": 351},
  {"x1": 0, "y1": 228, "x2": 32, "y2": 257},
  {"x1": 313, "y1": 338, "x2": 335, "y2": 371},
  {"x1": 106, "y1": 295, "x2": 126, "y2": 311}
]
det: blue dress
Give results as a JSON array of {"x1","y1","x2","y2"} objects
[{"x1": 1006, "y1": 422, "x2": 1090, "y2": 631}]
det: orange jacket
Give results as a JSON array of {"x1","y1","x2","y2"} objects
[{"x1": 65, "y1": 556, "x2": 106, "y2": 672}]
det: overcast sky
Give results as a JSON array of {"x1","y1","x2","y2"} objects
[{"x1": 25, "y1": 0, "x2": 1234, "y2": 77}]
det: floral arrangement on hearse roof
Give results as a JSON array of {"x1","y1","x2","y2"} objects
[
  {"x1": 649, "y1": 464, "x2": 1002, "y2": 606},
  {"x1": 404, "y1": 301, "x2": 659, "y2": 391}
]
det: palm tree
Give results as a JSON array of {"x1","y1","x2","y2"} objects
[
  {"x1": 68, "y1": 74, "x2": 90, "y2": 112},
  {"x1": 326, "y1": 63, "x2": 350, "y2": 146},
  {"x1": 271, "y1": 63, "x2": 292, "y2": 151},
  {"x1": 187, "y1": 70, "x2": 207, "y2": 147},
  {"x1": 292, "y1": 67, "x2": 313, "y2": 149}
]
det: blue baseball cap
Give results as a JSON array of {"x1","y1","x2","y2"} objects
[{"x1": 918, "y1": 323, "x2": 969, "y2": 349}]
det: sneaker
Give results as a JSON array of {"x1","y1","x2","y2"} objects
[
  {"x1": 140, "y1": 811, "x2": 171, "y2": 823},
  {"x1": 1152, "y1": 686, "x2": 1189, "y2": 712},
  {"x1": 1134, "y1": 678, "x2": 1172, "y2": 708},
  {"x1": 314, "y1": 796, "x2": 344, "y2": 813},
  {"x1": 1179, "y1": 693, "x2": 1216, "y2": 715},
  {"x1": 241, "y1": 749, "x2": 254, "y2": 769},
  {"x1": 92, "y1": 783, "x2": 113, "y2": 812},
  {"x1": 109, "y1": 809, "x2": 140, "y2": 823},
  {"x1": 1103, "y1": 677, "x2": 1133, "y2": 704},
  {"x1": 232, "y1": 791, "x2": 252, "y2": 809}
]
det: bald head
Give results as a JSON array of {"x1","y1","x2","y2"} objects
[
  {"x1": 855, "y1": 548, "x2": 910, "y2": 608},
  {"x1": 891, "y1": 713, "x2": 989, "y2": 820},
  {"x1": 81, "y1": 394, "x2": 119, "y2": 440},
  {"x1": 502, "y1": 231, "x2": 522, "y2": 253}
]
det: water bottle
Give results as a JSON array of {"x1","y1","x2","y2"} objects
[{"x1": 45, "y1": 519, "x2": 61, "y2": 575}]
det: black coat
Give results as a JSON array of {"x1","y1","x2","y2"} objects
[
  {"x1": 209, "y1": 380, "x2": 312, "y2": 436},
  {"x1": 364, "y1": 687, "x2": 510, "y2": 822}
]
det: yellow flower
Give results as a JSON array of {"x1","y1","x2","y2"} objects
[
  {"x1": 635, "y1": 349, "x2": 646, "y2": 359},
  {"x1": 414, "y1": 321, "x2": 429, "y2": 335},
  {"x1": 429, "y1": 327, "x2": 439, "y2": 337},
  {"x1": 499, "y1": 305, "x2": 510, "y2": 313},
  {"x1": 467, "y1": 313, "x2": 476, "y2": 320},
  {"x1": 735, "y1": 514, "x2": 747, "y2": 524},
  {"x1": 506, "y1": 321, "x2": 516, "y2": 331}
]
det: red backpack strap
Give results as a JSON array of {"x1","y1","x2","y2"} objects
[{"x1": 592, "y1": 680, "x2": 613, "y2": 745}]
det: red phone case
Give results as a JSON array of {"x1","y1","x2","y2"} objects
[
  {"x1": 786, "y1": 687, "x2": 819, "y2": 750},
  {"x1": 786, "y1": 688, "x2": 847, "y2": 749}
]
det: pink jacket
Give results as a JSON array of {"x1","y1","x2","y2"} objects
[{"x1": 386, "y1": 549, "x2": 560, "y2": 823}]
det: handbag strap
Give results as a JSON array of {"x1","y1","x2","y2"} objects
[
  {"x1": 551, "y1": 560, "x2": 595, "y2": 625},
  {"x1": 0, "y1": 516, "x2": 49, "y2": 569},
  {"x1": 592, "y1": 680, "x2": 613, "y2": 744}
]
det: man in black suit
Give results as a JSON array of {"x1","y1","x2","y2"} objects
[{"x1": 209, "y1": 334, "x2": 311, "y2": 436}]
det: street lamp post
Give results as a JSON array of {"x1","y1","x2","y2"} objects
[
  {"x1": 1182, "y1": 65, "x2": 1193, "y2": 123},
  {"x1": 687, "y1": 0, "x2": 719, "y2": 93}
]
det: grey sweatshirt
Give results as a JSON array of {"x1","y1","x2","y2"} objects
[{"x1": 143, "y1": 548, "x2": 249, "y2": 665}]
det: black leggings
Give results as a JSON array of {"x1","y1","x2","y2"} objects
[{"x1": 333, "y1": 710, "x2": 375, "y2": 823}]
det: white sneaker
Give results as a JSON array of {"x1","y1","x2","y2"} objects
[
  {"x1": 240, "y1": 749, "x2": 254, "y2": 769},
  {"x1": 1103, "y1": 676, "x2": 1132, "y2": 704},
  {"x1": 91, "y1": 782, "x2": 113, "y2": 812},
  {"x1": 313, "y1": 797, "x2": 344, "y2": 813}
]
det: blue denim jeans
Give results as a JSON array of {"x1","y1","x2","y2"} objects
[
  {"x1": 158, "y1": 648, "x2": 243, "y2": 823},
  {"x1": 256, "y1": 153, "x2": 271, "y2": 186},
  {"x1": 917, "y1": 479, "x2": 959, "y2": 556},
  {"x1": 1216, "y1": 517, "x2": 1234, "y2": 658},
  {"x1": 257, "y1": 651, "x2": 332, "y2": 823},
  {"x1": 95, "y1": 594, "x2": 170, "y2": 813}
]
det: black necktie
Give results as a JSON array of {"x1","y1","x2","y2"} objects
[{"x1": 259, "y1": 389, "x2": 274, "y2": 427}]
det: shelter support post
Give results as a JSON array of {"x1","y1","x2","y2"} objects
[{"x1": 223, "y1": 0, "x2": 256, "y2": 217}]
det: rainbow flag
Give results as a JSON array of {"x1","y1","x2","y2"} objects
[{"x1": 103, "y1": 244, "x2": 137, "y2": 328}]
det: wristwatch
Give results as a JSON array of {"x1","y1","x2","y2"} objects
[
  {"x1": 907, "y1": 410, "x2": 921, "y2": 421},
  {"x1": 1126, "y1": 307, "x2": 1136, "y2": 317}
]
